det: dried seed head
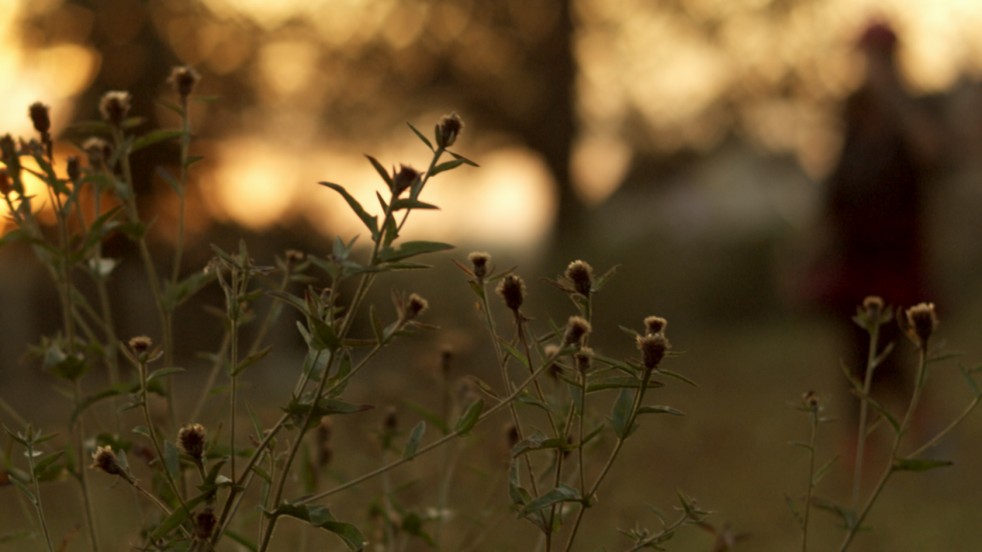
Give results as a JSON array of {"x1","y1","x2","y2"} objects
[
  {"x1": 391, "y1": 164, "x2": 419, "y2": 197},
  {"x1": 643, "y1": 316, "x2": 667, "y2": 335},
  {"x1": 497, "y1": 274, "x2": 526, "y2": 312},
  {"x1": 565, "y1": 260, "x2": 593, "y2": 297},
  {"x1": 435, "y1": 112, "x2": 463, "y2": 148},
  {"x1": 468, "y1": 251, "x2": 491, "y2": 281},
  {"x1": 194, "y1": 509, "x2": 217, "y2": 540},
  {"x1": 903, "y1": 302, "x2": 938, "y2": 347},
  {"x1": 574, "y1": 346, "x2": 594, "y2": 373},
  {"x1": 801, "y1": 390, "x2": 822, "y2": 412},
  {"x1": 128, "y1": 335, "x2": 153, "y2": 355},
  {"x1": 404, "y1": 293, "x2": 429, "y2": 321},
  {"x1": 178, "y1": 423, "x2": 207, "y2": 461},
  {"x1": 90, "y1": 445, "x2": 125, "y2": 477},
  {"x1": 543, "y1": 344, "x2": 561, "y2": 380},
  {"x1": 284, "y1": 249, "x2": 305, "y2": 264},
  {"x1": 168, "y1": 65, "x2": 200, "y2": 100},
  {"x1": 82, "y1": 137, "x2": 112, "y2": 168},
  {"x1": 563, "y1": 316, "x2": 592, "y2": 346},
  {"x1": 29, "y1": 102, "x2": 51, "y2": 135},
  {"x1": 862, "y1": 295, "x2": 884, "y2": 314},
  {"x1": 0, "y1": 169, "x2": 10, "y2": 195},
  {"x1": 99, "y1": 90, "x2": 132, "y2": 126},
  {"x1": 637, "y1": 332, "x2": 670, "y2": 370}
]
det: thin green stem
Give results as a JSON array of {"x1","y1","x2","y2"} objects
[
  {"x1": 851, "y1": 321, "x2": 881, "y2": 508},
  {"x1": 136, "y1": 357, "x2": 186, "y2": 509},
  {"x1": 297, "y1": 357, "x2": 556, "y2": 506},
  {"x1": 562, "y1": 368, "x2": 654, "y2": 552},
  {"x1": 801, "y1": 408, "x2": 819, "y2": 552},
  {"x1": 839, "y1": 344, "x2": 929, "y2": 551},
  {"x1": 25, "y1": 438, "x2": 56, "y2": 552},
  {"x1": 74, "y1": 381, "x2": 101, "y2": 552}
]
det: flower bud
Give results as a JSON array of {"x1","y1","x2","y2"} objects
[
  {"x1": 643, "y1": 316, "x2": 667, "y2": 335},
  {"x1": 637, "y1": 332, "x2": 670, "y2": 370},
  {"x1": 435, "y1": 112, "x2": 463, "y2": 149},
  {"x1": 565, "y1": 260, "x2": 593, "y2": 297},
  {"x1": 99, "y1": 91, "x2": 132, "y2": 127},
  {"x1": 468, "y1": 251, "x2": 491, "y2": 281},
  {"x1": 178, "y1": 423, "x2": 207, "y2": 461},
  {"x1": 168, "y1": 65, "x2": 200, "y2": 101},
  {"x1": 391, "y1": 164, "x2": 419, "y2": 197},
  {"x1": 563, "y1": 316, "x2": 592, "y2": 346},
  {"x1": 497, "y1": 274, "x2": 526, "y2": 312},
  {"x1": 29, "y1": 102, "x2": 51, "y2": 135},
  {"x1": 902, "y1": 302, "x2": 938, "y2": 348}
]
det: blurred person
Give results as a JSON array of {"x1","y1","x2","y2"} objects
[{"x1": 807, "y1": 19, "x2": 943, "y2": 412}]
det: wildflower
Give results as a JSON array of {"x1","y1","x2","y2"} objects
[
  {"x1": 391, "y1": 164, "x2": 419, "y2": 197},
  {"x1": 468, "y1": 251, "x2": 491, "y2": 281},
  {"x1": 90, "y1": 445, "x2": 126, "y2": 478},
  {"x1": 574, "y1": 346, "x2": 594, "y2": 373},
  {"x1": 29, "y1": 102, "x2": 51, "y2": 135},
  {"x1": 801, "y1": 390, "x2": 822, "y2": 412},
  {"x1": 543, "y1": 344, "x2": 561, "y2": 380},
  {"x1": 901, "y1": 302, "x2": 938, "y2": 348},
  {"x1": 401, "y1": 293, "x2": 429, "y2": 323},
  {"x1": 99, "y1": 90, "x2": 132, "y2": 127},
  {"x1": 643, "y1": 316, "x2": 667, "y2": 335},
  {"x1": 637, "y1": 332, "x2": 669, "y2": 370},
  {"x1": 435, "y1": 112, "x2": 463, "y2": 149},
  {"x1": 563, "y1": 316, "x2": 591, "y2": 346},
  {"x1": 82, "y1": 137, "x2": 112, "y2": 168},
  {"x1": 168, "y1": 65, "x2": 200, "y2": 101},
  {"x1": 565, "y1": 260, "x2": 594, "y2": 297},
  {"x1": 128, "y1": 335, "x2": 153, "y2": 355},
  {"x1": 497, "y1": 274, "x2": 526, "y2": 312},
  {"x1": 178, "y1": 423, "x2": 207, "y2": 461}
]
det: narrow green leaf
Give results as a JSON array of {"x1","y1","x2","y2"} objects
[
  {"x1": 520, "y1": 484, "x2": 581, "y2": 516},
  {"x1": 269, "y1": 503, "x2": 367, "y2": 551},
  {"x1": 637, "y1": 405, "x2": 684, "y2": 416},
  {"x1": 610, "y1": 388, "x2": 635, "y2": 438},
  {"x1": 70, "y1": 384, "x2": 129, "y2": 423},
  {"x1": 893, "y1": 457, "x2": 953, "y2": 472},
  {"x1": 453, "y1": 398, "x2": 483, "y2": 435},
  {"x1": 390, "y1": 198, "x2": 440, "y2": 211},
  {"x1": 147, "y1": 366, "x2": 185, "y2": 384},
  {"x1": 163, "y1": 440, "x2": 180, "y2": 480},
  {"x1": 448, "y1": 150, "x2": 479, "y2": 167},
  {"x1": 131, "y1": 129, "x2": 183, "y2": 154},
  {"x1": 364, "y1": 154, "x2": 393, "y2": 188},
  {"x1": 403, "y1": 421, "x2": 426, "y2": 459},
  {"x1": 428, "y1": 158, "x2": 466, "y2": 177},
  {"x1": 233, "y1": 346, "x2": 272, "y2": 376},
  {"x1": 318, "y1": 181, "x2": 379, "y2": 239},
  {"x1": 378, "y1": 240, "x2": 454, "y2": 263},
  {"x1": 407, "y1": 122, "x2": 434, "y2": 151},
  {"x1": 148, "y1": 493, "x2": 209, "y2": 542}
]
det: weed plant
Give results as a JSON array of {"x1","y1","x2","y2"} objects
[{"x1": 0, "y1": 67, "x2": 979, "y2": 552}]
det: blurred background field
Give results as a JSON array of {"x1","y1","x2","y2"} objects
[{"x1": 3, "y1": 0, "x2": 982, "y2": 550}]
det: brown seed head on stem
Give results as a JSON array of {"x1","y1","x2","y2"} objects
[
  {"x1": 178, "y1": 423, "x2": 207, "y2": 461},
  {"x1": 902, "y1": 302, "x2": 938, "y2": 348},
  {"x1": 99, "y1": 91, "x2": 132, "y2": 127},
  {"x1": 29, "y1": 102, "x2": 51, "y2": 135},
  {"x1": 497, "y1": 273, "x2": 526, "y2": 312},
  {"x1": 435, "y1": 112, "x2": 463, "y2": 149},
  {"x1": 637, "y1": 332, "x2": 670, "y2": 370},
  {"x1": 565, "y1": 260, "x2": 594, "y2": 297},
  {"x1": 563, "y1": 316, "x2": 592, "y2": 346},
  {"x1": 468, "y1": 251, "x2": 491, "y2": 281},
  {"x1": 168, "y1": 65, "x2": 200, "y2": 101},
  {"x1": 643, "y1": 316, "x2": 667, "y2": 335}
]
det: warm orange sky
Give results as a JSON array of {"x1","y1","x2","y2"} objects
[{"x1": 4, "y1": 0, "x2": 982, "y2": 244}]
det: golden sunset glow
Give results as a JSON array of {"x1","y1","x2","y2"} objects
[{"x1": 4, "y1": 0, "x2": 982, "y2": 241}]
